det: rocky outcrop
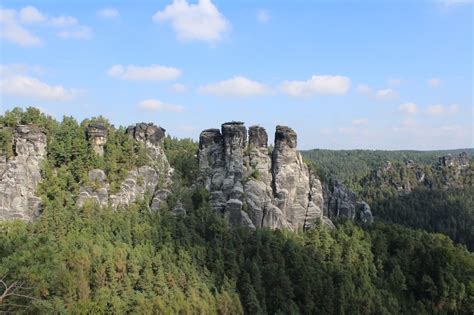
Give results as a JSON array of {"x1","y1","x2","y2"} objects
[
  {"x1": 0, "y1": 125, "x2": 47, "y2": 221},
  {"x1": 323, "y1": 181, "x2": 373, "y2": 224},
  {"x1": 86, "y1": 121, "x2": 108, "y2": 156},
  {"x1": 199, "y1": 122, "x2": 329, "y2": 231},
  {"x1": 439, "y1": 153, "x2": 470, "y2": 169},
  {"x1": 77, "y1": 123, "x2": 172, "y2": 211}
]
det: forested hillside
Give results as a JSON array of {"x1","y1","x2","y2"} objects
[
  {"x1": 0, "y1": 108, "x2": 473, "y2": 314},
  {"x1": 302, "y1": 148, "x2": 474, "y2": 189},
  {"x1": 304, "y1": 147, "x2": 474, "y2": 251}
]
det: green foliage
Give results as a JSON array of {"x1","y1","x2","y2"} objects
[
  {"x1": 163, "y1": 136, "x2": 199, "y2": 187},
  {"x1": 1, "y1": 108, "x2": 473, "y2": 314},
  {"x1": 0, "y1": 128, "x2": 13, "y2": 158},
  {"x1": 302, "y1": 148, "x2": 474, "y2": 191}
]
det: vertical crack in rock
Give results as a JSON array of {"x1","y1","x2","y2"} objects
[
  {"x1": 199, "y1": 122, "x2": 330, "y2": 230},
  {"x1": 0, "y1": 125, "x2": 47, "y2": 221}
]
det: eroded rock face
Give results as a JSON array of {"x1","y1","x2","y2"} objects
[
  {"x1": 323, "y1": 181, "x2": 373, "y2": 224},
  {"x1": 87, "y1": 122, "x2": 108, "y2": 156},
  {"x1": 77, "y1": 122, "x2": 172, "y2": 211},
  {"x1": 0, "y1": 125, "x2": 47, "y2": 221},
  {"x1": 439, "y1": 153, "x2": 470, "y2": 169},
  {"x1": 199, "y1": 123, "x2": 329, "y2": 230}
]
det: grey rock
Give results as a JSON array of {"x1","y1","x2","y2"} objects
[
  {"x1": 87, "y1": 121, "x2": 107, "y2": 156},
  {"x1": 198, "y1": 123, "x2": 330, "y2": 230},
  {"x1": 248, "y1": 126, "x2": 268, "y2": 147},
  {"x1": 78, "y1": 122, "x2": 172, "y2": 211},
  {"x1": 357, "y1": 201, "x2": 373, "y2": 224},
  {"x1": 324, "y1": 180, "x2": 357, "y2": 220},
  {"x1": 324, "y1": 181, "x2": 373, "y2": 224},
  {"x1": 0, "y1": 125, "x2": 47, "y2": 221}
]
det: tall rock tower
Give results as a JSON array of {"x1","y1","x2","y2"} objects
[{"x1": 198, "y1": 122, "x2": 330, "y2": 230}]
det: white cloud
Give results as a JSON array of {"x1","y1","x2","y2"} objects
[
  {"x1": 281, "y1": 75, "x2": 351, "y2": 97},
  {"x1": 388, "y1": 78, "x2": 402, "y2": 87},
  {"x1": 352, "y1": 118, "x2": 369, "y2": 125},
  {"x1": 19, "y1": 6, "x2": 46, "y2": 24},
  {"x1": 356, "y1": 84, "x2": 372, "y2": 95},
  {"x1": 0, "y1": 74, "x2": 78, "y2": 101},
  {"x1": 399, "y1": 102, "x2": 418, "y2": 115},
  {"x1": 426, "y1": 104, "x2": 459, "y2": 116},
  {"x1": 0, "y1": 8, "x2": 41, "y2": 46},
  {"x1": 198, "y1": 76, "x2": 269, "y2": 97},
  {"x1": 0, "y1": 64, "x2": 44, "y2": 77},
  {"x1": 375, "y1": 88, "x2": 398, "y2": 101},
  {"x1": 107, "y1": 64, "x2": 181, "y2": 81},
  {"x1": 427, "y1": 77, "x2": 442, "y2": 87},
  {"x1": 98, "y1": 8, "x2": 120, "y2": 19},
  {"x1": 169, "y1": 83, "x2": 187, "y2": 93},
  {"x1": 426, "y1": 104, "x2": 444, "y2": 116},
  {"x1": 0, "y1": 6, "x2": 91, "y2": 45},
  {"x1": 57, "y1": 26, "x2": 92, "y2": 39},
  {"x1": 152, "y1": 0, "x2": 230, "y2": 43},
  {"x1": 49, "y1": 16, "x2": 78, "y2": 27},
  {"x1": 138, "y1": 99, "x2": 184, "y2": 112},
  {"x1": 257, "y1": 9, "x2": 270, "y2": 23}
]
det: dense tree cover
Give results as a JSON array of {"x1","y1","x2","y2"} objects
[
  {"x1": 305, "y1": 148, "x2": 474, "y2": 250},
  {"x1": 0, "y1": 107, "x2": 473, "y2": 313},
  {"x1": 369, "y1": 187, "x2": 474, "y2": 251},
  {"x1": 302, "y1": 148, "x2": 474, "y2": 191}
]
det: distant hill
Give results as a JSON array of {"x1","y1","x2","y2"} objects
[{"x1": 301, "y1": 148, "x2": 474, "y2": 189}]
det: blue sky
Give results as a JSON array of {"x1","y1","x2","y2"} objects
[{"x1": 1, "y1": 0, "x2": 472, "y2": 150}]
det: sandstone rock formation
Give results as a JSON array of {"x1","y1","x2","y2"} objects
[
  {"x1": 86, "y1": 121, "x2": 108, "y2": 156},
  {"x1": 77, "y1": 123, "x2": 172, "y2": 211},
  {"x1": 0, "y1": 125, "x2": 47, "y2": 221},
  {"x1": 199, "y1": 122, "x2": 329, "y2": 230},
  {"x1": 439, "y1": 152, "x2": 470, "y2": 169},
  {"x1": 323, "y1": 181, "x2": 373, "y2": 224}
]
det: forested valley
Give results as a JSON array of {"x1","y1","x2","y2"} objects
[{"x1": 0, "y1": 108, "x2": 473, "y2": 314}]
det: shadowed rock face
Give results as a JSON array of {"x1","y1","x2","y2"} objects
[
  {"x1": 323, "y1": 181, "x2": 373, "y2": 224},
  {"x1": 0, "y1": 125, "x2": 47, "y2": 221},
  {"x1": 87, "y1": 121, "x2": 108, "y2": 156},
  {"x1": 249, "y1": 126, "x2": 268, "y2": 147},
  {"x1": 198, "y1": 122, "x2": 329, "y2": 230}
]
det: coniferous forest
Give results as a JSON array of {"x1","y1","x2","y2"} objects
[{"x1": 0, "y1": 108, "x2": 473, "y2": 314}]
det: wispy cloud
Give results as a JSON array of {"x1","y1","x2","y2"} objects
[
  {"x1": 98, "y1": 8, "x2": 120, "y2": 19},
  {"x1": 426, "y1": 104, "x2": 459, "y2": 116},
  {"x1": 281, "y1": 75, "x2": 351, "y2": 97},
  {"x1": 0, "y1": 6, "x2": 92, "y2": 46},
  {"x1": 0, "y1": 69, "x2": 79, "y2": 101},
  {"x1": 375, "y1": 88, "x2": 398, "y2": 101},
  {"x1": 352, "y1": 118, "x2": 369, "y2": 125},
  {"x1": 138, "y1": 99, "x2": 184, "y2": 112},
  {"x1": 399, "y1": 102, "x2": 418, "y2": 115},
  {"x1": 198, "y1": 76, "x2": 269, "y2": 97},
  {"x1": 427, "y1": 77, "x2": 442, "y2": 87},
  {"x1": 107, "y1": 64, "x2": 181, "y2": 81},
  {"x1": 169, "y1": 83, "x2": 187, "y2": 93},
  {"x1": 257, "y1": 9, "x2": 270, "y2": 23}
]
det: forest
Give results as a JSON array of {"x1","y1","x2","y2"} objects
[{"x1": 0, "y1": 108, "x2": 473, "y2": 314}]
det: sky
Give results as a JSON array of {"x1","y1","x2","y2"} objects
[{"x1": 0, "y1": 0, "x2": 472, "y2": 150}]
